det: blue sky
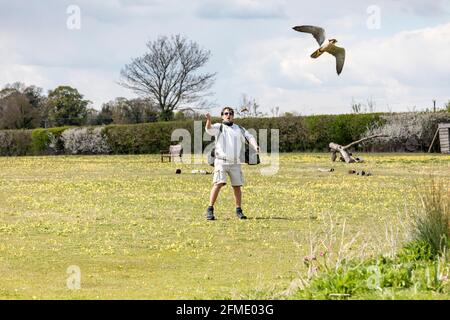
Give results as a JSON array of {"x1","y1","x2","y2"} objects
[{"x1": 1, "y1": 0, "x2": 449, "y2": 115}]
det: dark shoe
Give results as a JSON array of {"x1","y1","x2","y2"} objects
[
  {"x1": 206, "y1": 207, "x2": 215, "y2": 220},
  {"x1": 236, "y1": 208, "x2": 247, "y2": 220}
]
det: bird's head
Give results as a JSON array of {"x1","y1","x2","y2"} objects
[
  {"x1": 292, "y1": 26, "x2": 301, "y2": 32},
  {"x1": 329, "y1": 39, "x2": 338, "y2": 44}
]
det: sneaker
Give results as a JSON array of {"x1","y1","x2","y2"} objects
[
  {"x1": 236, "y1": 208, "x2": 247, "y2": 220},
  {"x1": 206, "y1": 207, "x2": 215, "y2": 220}
]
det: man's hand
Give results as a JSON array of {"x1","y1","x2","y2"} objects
[{"x1": 205, "y1": 112, "x2": 212, "y2": 129}]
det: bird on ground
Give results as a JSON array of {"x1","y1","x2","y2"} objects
[{"x1": 292, "y1": 25, "x2": 346, "y2": 75}]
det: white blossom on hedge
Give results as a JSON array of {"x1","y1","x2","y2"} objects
[
  {"x1": 364, "y1": 112, "x2": 450, "y2": 151},
  {"x1": 61, "y1": 127, "x2": 111, "y2": 154}
]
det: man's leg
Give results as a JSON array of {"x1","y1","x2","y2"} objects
[
  {"x1": 206, "y1": 182, "x2": 225, "y2": 221},
  {"x1": 232, "y1": 185, "x2": 247, "y2": 219},
  {"x1": 206, "y1": 165, "x2": 227, "y2": 220},
  {"x1": 232, "y1": 186, "x2": 242, "y2": 208},
  {"x1": 230, "y1": 165, "x2": 246, "y2": 219},
  {"x1": 209, "y1": 183, "x2": 225, "y2": 206}
]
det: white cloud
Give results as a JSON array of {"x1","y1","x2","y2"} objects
[
  {"x1": 0, "y1": 30, "x2": 132, "y2": 108},
  {"x1": 118, "y1": 0, "x2": 161, "y2": 6},
  {"x1": 0, "y1": 31, "x2": 48, "y2": 88},
  {"x1": 62, "y1": 68, "x2": 134, "y2": 105},
  {"x1": 394, "y1": 0, "x2": 450, "y2": 16},
  {"x1": 0, "y1": 64, "x2": 48, "y2": 88},
  {"x1": 2, "y1": 1, "x2": 450, "y2": 115},
  {"x1": 0, "y1": 64, "x2": 133, "y2": 108},
  {"x1": 224, "y1": 22, "x2": 450, "y2": 114},
  {"x1": 196, "y1": 0, "x2": 287, "y2": 19},
  {"x1": 347, "y1": 23, "x2": 450, "y2": 93}
]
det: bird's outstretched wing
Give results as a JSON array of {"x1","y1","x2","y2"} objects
[
  {"x1": 292, "y1": 25, "x2": 326, "y2": 45},
  {"x1": 327, "y1": 45, "x2": 345, "y2": 75}
]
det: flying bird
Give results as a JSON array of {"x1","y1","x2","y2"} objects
[{"x1": 292, "y1": 25, "x2": 346, "y2": 75}]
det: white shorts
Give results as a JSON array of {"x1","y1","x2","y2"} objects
[{"x1": 213, "y1": 160, "x2": 244, "y2": 186}]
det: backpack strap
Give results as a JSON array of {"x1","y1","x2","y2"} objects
[
  {"x1": 215, "y1": 123, "x2": 223, "y2": 140},
  {"x1": 235, "y1": 124, "x2": 249, "y2": 143},
  {"x1": 212, "y1": 124, "x2": 224, "y2": 161}
]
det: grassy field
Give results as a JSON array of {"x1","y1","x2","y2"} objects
[{"x1": 0, "y1": 153, "x2": 449, "y2": 299}]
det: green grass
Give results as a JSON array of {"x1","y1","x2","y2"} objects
[{"x1": 0, "y1": 153, "x2": 449, "y2": 299}]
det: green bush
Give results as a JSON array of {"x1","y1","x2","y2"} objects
[
  {"x1": 397, "y1": 240, "x2": 435, "y2": 263},
  {"x1": 104, "y1": 121, "x2": 195, "y2": 154},
  {"x1": 31, "y1": 127, "x2": 70, "y2": 155},
  {"x1": 237, "y1": 113, "x2": 383, "y2": 152},
  {"x1": 412, "y1": 180, "x2": 450, "y2": 256},
  {"x1": 296, "y1": 242, "x2": 448, "y2": 299}
]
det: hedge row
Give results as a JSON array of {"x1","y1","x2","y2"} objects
[
  {"x1": 31, "y1": 127, "x2": 71, "y2": 154},
  {"x1": 236, "y1": 113, "x2": 384, "y2": 152},
  {"x1": 1, "y1": 112, "x2": 439, "y2": 156},
  {"x1": 364, "y1": 112, "x2": 450, "y2": 152},
  {"x1": 104, "y1": 120, "x2": 193, "y2": 154},
  {"x1": 0, "y1": 130, "x2": 33, "y2": 156}
]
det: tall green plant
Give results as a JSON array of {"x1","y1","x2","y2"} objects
[{"x1": 413, "y1": 180, "x2": 450, "y2": 256}]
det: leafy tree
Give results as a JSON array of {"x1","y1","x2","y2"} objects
[
  {"x1": 23, "y1": 85, "x2": 44, "y2": 109},
  {"x1": 98, "y1": 97, "x2": 158, "y2": 125},
  {"x1": 127, "y1": 98, "x2": 159, "y2": 123},
  {"x1": 0, "y1": 92, "x2": 39, "y2": 129},
  {"x1": 173, "y1": 111, "x2": 186, "y2": 121},
  {"x1": 176, "y1": 107, "x2": 203, "y2": 120},
  {"x1": 96, "y1": 103, "x2": 114, "y2": 125},
  {"x1": 120, "y1": 34, "x2": 216, "y2": 121},
  {"x1": 282, "y1": 111, "x2": 300, "y2": 117},
  {"x1": 47, "y1": 86, "x2": 90, "y2": 126},
  {"x1": 444, "y1": 100, "x2": 450, "y2": 112},
  {"x1": 0, "y1": 82, "x2": 45, "y2": 109},
  {"x1": 0, "y1": 83, "x2": 44, "y2": 129},
  {"x1": 86, "y1": 108, "x2": 100, "y2": 126}
]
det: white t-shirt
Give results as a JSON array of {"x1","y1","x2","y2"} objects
[{"x1": 206, "y1": 123, "x2": 254, "y2": 164}]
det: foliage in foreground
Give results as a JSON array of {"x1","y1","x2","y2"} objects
[
  {"x1": 291, "y1": 241, "x2": 449, "y2": 299},
  {"x1": 289, "y1": 180, "x2": 450, "y2": 299},
  {"x1": 413, "y1": 180, "x2": 450, "y2": 256}
]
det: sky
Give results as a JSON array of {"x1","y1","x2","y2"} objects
[{"x1": 1, "y1": 0, "x2": 450, "y2": 116}]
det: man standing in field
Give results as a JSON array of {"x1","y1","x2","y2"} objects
[{"x1": 204, "y1": 107, "x2": 260, "y2": 220}]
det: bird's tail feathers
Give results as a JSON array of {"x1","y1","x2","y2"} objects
[{"x1": 310, "y1": 49, "x2": 324, "y2": 59}]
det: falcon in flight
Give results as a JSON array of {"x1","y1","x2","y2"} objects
[{"x1": 292, "y1": 25, "x2": 346, "y2": 75}]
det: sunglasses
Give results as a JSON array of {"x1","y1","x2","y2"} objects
[{"x1": 223, "y1": 112, "x2": 234, "y2": 116}]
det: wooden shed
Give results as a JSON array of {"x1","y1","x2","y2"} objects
[{"x1": 439, "y1": 123, "x2": 450, "y2": 153}]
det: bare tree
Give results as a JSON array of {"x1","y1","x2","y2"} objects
[
  {"x1": 238, "y1": 93, "x2": 266, "y2": 118},
  {"x1": 367, "y1": 96, "x2": 376, "y2": 113},
  {"x1": 0, "y1": 92, "x2": 39, "y2": 129},
  {"x1": 98, "y1": 97, "x2": 158, "y2": 125},
  {"x1": 252, "y1": 99, "x2": 261, "y2": 117},
  {"x1": 237, "y1": 94, "x2": 252, "y2": 117},
  {"x1": 351, "y1": 98, "x2": 361, "y2": 114},
  {"x1": 120, "y1": 35, "x2": 216, "y2": 121}
]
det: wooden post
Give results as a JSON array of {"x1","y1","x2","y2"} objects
[
  {"x1": 329, "y1": 134, "x2": 387, "y2": 163},
  {"x1": 428, "y1": 127, "x2": 439, "y2": 153}
]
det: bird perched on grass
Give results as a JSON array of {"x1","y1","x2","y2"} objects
[{"x1": 292, "y1": 25, "x2": 346, "y2": 75}]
